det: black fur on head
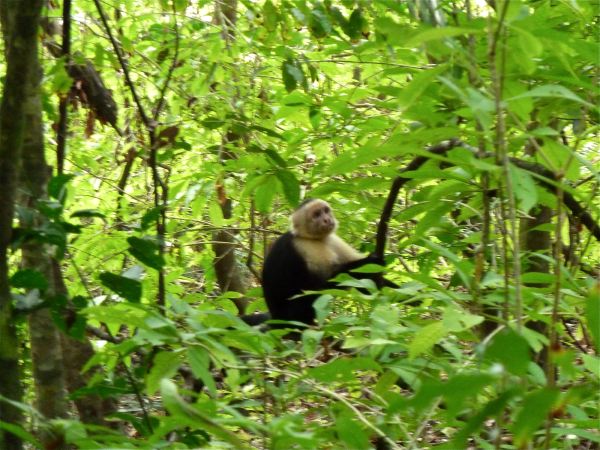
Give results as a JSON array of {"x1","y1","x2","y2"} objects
[{"x1": 296, "y1": 198, "x2": 316, "y2": 210}]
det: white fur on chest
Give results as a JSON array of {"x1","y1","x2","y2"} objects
[{"x1": 293, "y1": 234, "x2": 365, "y2": 279}]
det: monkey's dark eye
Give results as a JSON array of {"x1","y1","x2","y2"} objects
[
  {"x1": 323, "y1": 207, "x2": 330, "y2": 213},
  {"x1": 313, "y1": 211, "x2": 321, "y2": 218}
]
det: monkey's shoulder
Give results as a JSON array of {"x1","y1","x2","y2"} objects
[{"x1": 292, "y1": 233, "x2": 365, "y2": 278}]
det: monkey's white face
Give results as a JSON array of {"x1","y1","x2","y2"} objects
[{"x1": 292, "y1": 199, "x2": 337, "y2": 239}]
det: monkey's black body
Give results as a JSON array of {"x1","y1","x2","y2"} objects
[{"x1": 261, "y1": 231, "x2": 381, "y2": 325}]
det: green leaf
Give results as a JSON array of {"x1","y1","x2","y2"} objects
[
  {"x1": 512, "y1": 25, "x2": 543, "y2": 58},
  {"x1": 485, "y1": 328, "x2": 530, "y2": 375},
  {"x1": 443, "y1": 373, "x2": 495, "y2": 417},
  {"x1": 187, "y1": 346, "x2": 217, "y2": 396},
  {"x1": 537, "y1": 140, "x2": 580, "y2": 181},
  {"x1": 201, "y1": 117, "x2": 225, "y2": 129},
  {"x1": 396, "y1": 65, "x2": 445, "y2": 110},
  {"x1": 275, "y1": 170, "x2": 300, "y2": 206},
  {"x1": 347, "y1": 8, "x2": 367, "y2": 40},
  {"x1": 508, "y1": 85, "x2": 592, "y2": 107},
  {"x1": 0, "y1": 422, "x2": 42, "y2": 449},
  {"x1": 160, "y1": 379, "x2": 251, "y2": 449},
  {"x1": 99, "y1": 272, "x2": 142, "y2": 303},
  {"x1": 335, "y1": 409, "x2": 370, "y2": 450},
  {"x1": 510, "y1": 165, "x2": 538, "y2": 213},
  {"x1": 585, "y1": 286, "x2": 600, "y2": 352},
  {"x1": 48, "y1": 174, "x2": 74, "y2": 204},
  {"x1": 263, "y1": 0, "x2": 279, "y2": 32},
  {"x1": 70, "y1": 209, "x2": 106, "y2": 220},
  {"x1": 282, "y1": 59, "x2": 306, "y2": 93},
  {"x1": 408, "y1": 321, "x2": 447, "y2": 360},
  {"x1": 512, "y1": 388, "x2": 559, "y2": 446},
  {"x1": 51, "y1": 59, "x2": 73, "y2": 94},
  {"x1": 10, "y1": 269, "x2": 48, "y2": 290},
  {"x1": 582, "y1": 354, "x2": 600, "y2": 378},
  {"x1": 146, "y1": 350, "x2": 180, "y2": 394},
  {"x1": 307, "y1": 357, "x2": 381, "y2": 383},
  {"x1": 254, "y1": 175, "x2": 279, "y2": 212},
  {"x1": 127, "y1": 237, "x2": 166, "y2": 270},
  {"x1": 140, "y1": 207, "x2": 164, "y2": 231},
  {"x1": 309, "y1": 8, "x2": 332, "y2": 38}
]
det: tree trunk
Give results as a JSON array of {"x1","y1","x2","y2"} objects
[
  {"x1": 520, "y1": 205, "x2": 552, "y2": 369},
  {"x1": 18, "y1": 25, "x2": 69, "y2": 437},
  {"x1": 211, "y1": 0, "x2": 249, "y2": 315},
  {"x1": 0, "y1": 1, "x2": 43, "y2": 448}
]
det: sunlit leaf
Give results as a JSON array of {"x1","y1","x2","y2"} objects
[
  {"x1": 409, "y1": 322, "x2": 447, "y2": 360},
  {"x1": 99, "y1": 272, "x2": 142, "y2": 303},
  {"x1": 513, "y1": 388, "x2": 559, "y2": 446},
  {"x1": 485, "y1": 328, "x2": 530, "y2": 375}
]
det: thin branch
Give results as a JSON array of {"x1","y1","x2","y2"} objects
[
  {"x1": 56, "y1": 0, "x2": 72, "y2": 175},
  {"x1": 152, "y1": 2, "x2": 180, "y2": 121},
  {"x1": 374, "y1": 138, "x2": 462, "y2": 258},
  {"x1": 92, "y1": 0, "x2": 153, "y2": 131}
]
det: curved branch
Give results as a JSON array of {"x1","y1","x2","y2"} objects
[
  {"x1": 374, "y1": 138, "x2": 462, "y2": 257},
  {"x1": 152, "y1": 2, "x2": 180, "y2": 122},
  {"x1": 374, "y1": 139, "x2": 600, "y2": 257}
]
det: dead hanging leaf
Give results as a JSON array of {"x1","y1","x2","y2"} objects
[
  {"x1": 68, "y1": 60, "x2": 119, "y2": 131},
  {"x1": 85, "y1": 110, "x2": 95, "y2": 138},
  {"x1": 156, "y1": 125, "x2": 179, "y2": 147}
]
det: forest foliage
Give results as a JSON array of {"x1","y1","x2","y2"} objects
[{"x1": 0, "y1": 0, "x2": 598, "y2": 449}]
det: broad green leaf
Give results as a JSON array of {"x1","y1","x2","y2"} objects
[
  {"x1": 275, "y1": 170, "x2": 300, "y2": 206},
  {"x1": 409, "y1": 321, "x2": 447, "y2": 360},
  {"x1": 201, "y1": 117, "x2": 225, "y2": 129},
  {"x1": 99, "y1": 272, "x2": 142, "y2": 303},
  {"x1": 585, "y1": 286, "x2": 600, "y2": 352},
  {"x1": 512, "y1": 25, "x2": 543, "y2": 58},
  {"x1": 263, "y1": 0, "x2": 279, "y2": 32},
  {"x1": 347, "y1": 8, "x2": 367, "y2": 40},
  {"x1": 582, "y1": 354, "x2": 600, "y2": 379},
  {"x1": 444, "y1": 390, "x2": 516, "y2": 449},
  {"x1": 335, "y1": 409, "x2": 370, "y2": 450},
  {"x1": 485, "y1": 328, "x2": 530, "y2": 375},
  {"x1": 550, "y1": 428, "x2": 600, "y2": 444},
  {"x1": 282, "y1": 59, "x2": 305, "y2": 92},
  {"x1": 510, "y1": 165, "x2": 538, "y2": 214},
  {"x1": 10, "y1": 269, "x2": 48, "y2": 290},
  {"x1": 0, "y1": 422, "x2": 42, "y2": 449},
  {"x1": 309, "y1": 8, "x2": 332, "y2": 38},
  {"x1": 443, "y1": 373, "x2": 495, "y2": 417},
  {"x1": 208, "y1": 200, "x2": 224, "y2": 227},
  {"x1": 307, "y1": 357, "x2": 381, "y2": 383},
  {"x1": 513, "y1": 388, "x2": 559, "y2": 446},
  {"x1": 254, "y1": 175, "x2": 279, "y2": 212},
  {"x1": 187, "y1": 346, "x2": 217, "y2": 396},
  {"x1": 140, "y1": 206, "x2": 164, "y2": 231},
  {"x1": 396, "y1": 65, "x2": 445, "y2": 110},
  {"x1": 442, "y1": 306, "x2": 483, "y2": 332},
  {"x1": 146, "y1": 350, "x2": 180, "y2": 394},
  {"x1": 537, "y1": 140, "x2": 581, "y2": 181},
  {"x1": 70, "y1": 209, "x2": 106, "y2": 220},
  {"x1": 508, "y1": 85, "x2": 592, "y2": 107},
  {"x1": 127, "y1": 236, "x2": 166, "y2": 270},
  {"x1": 48, "y1": 174, "x2": 74, "y2": 203},
  {"x1": 160, "y1": 379, "x2": 251, "y2": 449}
]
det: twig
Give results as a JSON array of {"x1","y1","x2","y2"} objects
[
  {"x1": 374, "y1": 138, "x2": 462, "y2": 258},
  {"x1": 56, "y1": 0, "x2": 72, "y2": 175}
]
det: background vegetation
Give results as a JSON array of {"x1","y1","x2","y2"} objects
[{"x1": 0, "y1": 0, "x2": 598, "y2": 449}]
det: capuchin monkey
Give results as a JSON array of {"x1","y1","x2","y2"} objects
[{"x1": 242, "y1": 199, "x2": 394, "y2": 327}]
